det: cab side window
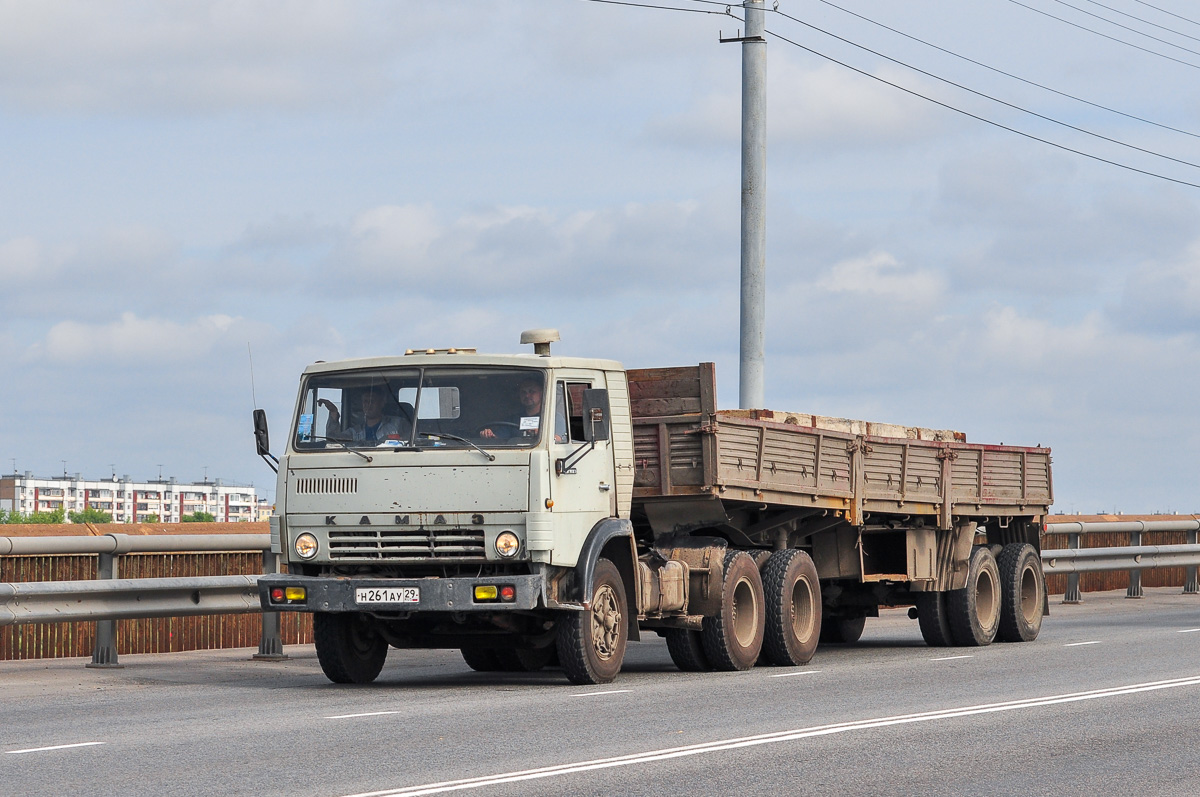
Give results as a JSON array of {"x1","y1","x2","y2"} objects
[{"x1": 557, "y1": 381, "x2": 592, "y2": 443}]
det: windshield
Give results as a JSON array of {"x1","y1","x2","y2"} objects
[{"x1": 292, "y1": 366, "x2": 547, "y2": 451}]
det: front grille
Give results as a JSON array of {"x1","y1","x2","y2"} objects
[
  {"x1": 328, "y1": 528, "x2": 486, "y2": 561},
  {"x1": 295, "y1": 477, "x2": 358, "y2": 495}
]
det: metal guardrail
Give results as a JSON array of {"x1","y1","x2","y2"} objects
[
  {"x1": 3, "y1": 524, "x2": 1199, "y2": 668},
  {"x1": 1044, "y1": 520, "x2": 1200, "y2": 603},
  {"x1": 0, "y1": 533, "x2": 282, "y2": 667}
]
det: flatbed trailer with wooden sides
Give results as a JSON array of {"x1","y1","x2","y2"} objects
[{"x1": 255, "y1": 331, "x2": 1052, "y2": 685}]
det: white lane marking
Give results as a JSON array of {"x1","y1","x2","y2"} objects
[
  {"x1": 768, "y1": 670, "x2": 823, "y2": 678},
  {"x1": 1178, "y1": 629, "x2": 1200, "y2": 634},
  {"x1": 6, "y1": 742, "x2": 105, "y2": 755},
  {"x1": 930, "y1": 656, "x2": 973, "y2": 661},
  {"x1": 570, "y1": 690, "x2": 630, "y2": 697},
  {"x1": 1064, "y1": 641, "x2": 1102, "y2": 647},
  {"x1": 326, "y1": 711, "x2": 404, "y2": 720},
  {"x1": 339, "y1": 674, "x2": 1200, "y2": 797}
]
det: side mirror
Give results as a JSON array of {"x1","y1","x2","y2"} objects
[
  {"x1": 253, "y1": 409, "x2": 270, "y2": 456},
  {"x1": 582, "y1": 389, "x2": 611, "y2": 443}
]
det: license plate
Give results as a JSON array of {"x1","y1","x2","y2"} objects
[{"x1": 355, "y1": 587, "x2": 419, "y2": 604}]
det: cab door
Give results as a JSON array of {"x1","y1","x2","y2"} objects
[{"x1": 547, "y1": 370, "x2": 615, "y2": 567}]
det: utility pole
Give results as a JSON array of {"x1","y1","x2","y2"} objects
[{"x1": 733, "y1": 0, "x2": 767, "y2": 409}]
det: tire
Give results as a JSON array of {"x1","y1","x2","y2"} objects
[
  {"x1": 997, "y1": 543, "x2": 1045, "y2": 642},
  {"x1": 915, "y1": 591, "x2": 954, "y2": 647},
  {"x1": 665, "y1": 629, "x2": 712, "y2": 672},
  {"x1": 820, "y1": 614, "x2": 866, "y2": 644},
  {"x1": 496, "y1": 646, "x2": 555, "y2": 672},
  {"x1": 313, "y1": 612, "x2": 388, "y2": 684},
  {"x1": 947, "y1": 546, "x2": 1001, "y2": 646},
  {"x1": 701, "y1": 550, "x2": 766, "y2": 671},
  {"x1": 460, "y1": 646, "x2": 502, "y2": 672},
  {"x1": 556, "y1": 558, "x2": 628, "y2": 685},
  {"x1": 761, "y1": 549, "x2": 821, "y2": 666}
]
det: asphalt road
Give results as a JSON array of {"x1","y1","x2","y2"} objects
[{"x1": 3, "y1": 587, "x2": 1198, "y2": 797}]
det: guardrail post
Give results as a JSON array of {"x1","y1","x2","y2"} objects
[
  {"x1": 1126, "y1": 529, "x2": 1144, "y2": 599},
  {"x1": 1186, "y1": 530, "x2": 1199, "y2": 595},
  {"x1": 1062, "y1": 532, "x2": 1082, "y2": 604},
  {"x1": 253, "y1": 548, "x2": 288, "y2": 661},
  {"x1": 86, "y1": 552, "x2": 123, "y2": 669}
]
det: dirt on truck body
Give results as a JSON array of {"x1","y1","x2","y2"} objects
[
  {"x1": 257, "y1": 333, "x2": 1052, "y2": 687},
  {"x1": 628, "y1": 363, "x2": 1052, "y2": 657}
]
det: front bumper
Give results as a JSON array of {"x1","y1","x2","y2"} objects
[{"x1": 258, "y1": 573, "x2": 544, "y2": 613}]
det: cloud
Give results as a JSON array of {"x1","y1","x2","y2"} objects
[
  {"x1": 0, "y1": 1, "x2": 401, "y2": 114},
  {"x1": 32, "y1": 312, "x2": 240, "y2": 363},
  {"x1": 649, "y1": 62, "x2": 941, "y2": 149},
  {"x1": 817, "y1": 251, "x2": 944, "y2": 303}
]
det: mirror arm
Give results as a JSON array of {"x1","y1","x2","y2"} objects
[
  {"x1": 556, "y1": 441, "x2": 595, "y2": 475},
  {"x1": 259, "y1": 452, "x2": 279, "y2": 474}
]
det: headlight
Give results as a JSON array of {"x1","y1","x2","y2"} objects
[
  {"x1": 494, "y1": 530, "x2": 520, "y2": 558},
  {"x1": 294, "y1": 533, "x2": 318, "y2": 559}
]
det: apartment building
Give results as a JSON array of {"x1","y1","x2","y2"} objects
[{"x1": 0, "y1": 472, "x2": 258, "y2": 523}]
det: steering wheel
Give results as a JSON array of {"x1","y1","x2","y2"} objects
[{"x1": 475, "y1": 421, "x2": 521, "y2": 437}]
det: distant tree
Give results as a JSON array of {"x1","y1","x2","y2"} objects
[
  {"x1": 23, "y1": 507, "x2": 67, "y2": 524},
  {"x1": 0, "y1": 509, "x2": 18, "y2": 524},
  {"x1": 68, "y1": 507, "x2": 114, "y2": 524},
  {"x1": 140, "y1": 514, "x2": 160, "y2": 524},
  {"x1": 182, "y1": 511, "x2": 216, "y2": 523}
]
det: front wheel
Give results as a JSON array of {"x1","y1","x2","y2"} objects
[
  {"x1": 556, "y1": 558, "x2": 628, "y2": 685},
  {"x1": 313, "y1": 612, "x2": 388, "y2": 684}
]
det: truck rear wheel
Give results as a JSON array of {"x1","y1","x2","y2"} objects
[
  {"x1": 496, "y1": 646, "x2": 555, "y2": 672},
  {"x1": 997, "y1": 543, "x2": 1045, "y2": 642},
  {"x1": 313, "y1": 612, "x2": 388, "y2": 684},
  {"x1": 556, "y1": 557, "x2": 627, "y2": 685},
  {"x1": 915, "y1": 591, "x2": 954, "y2": 647},
  {"x1": 761, "y1": 549, "x2": 821, "y2": 666},
  {"x1": 665, "y1": 629, "x2": 712, "y2": 671},
  {"x1": 460, "y1": 647, "x2": 502, "y2": 672},
  {"x1": 947, "y1": 546, "x2": 1001, "y2": 646},
  {"x1": 820, "y1": 614, "x2": 866, "y2": 644},
  {"x1": 702, "y1": 550, "x2": 766, "y2": 671}
]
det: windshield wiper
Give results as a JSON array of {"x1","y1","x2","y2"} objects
[
  {"x1": 418, "y1": 433, "x2": 496, "y2": 461},
  {"x1": 306, "y1": 436, "x2": 373, "y2": 462}
]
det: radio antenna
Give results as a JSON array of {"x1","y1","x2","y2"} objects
[{"x1": 248, "y1": 342, "x2": 259, "y2": 409}]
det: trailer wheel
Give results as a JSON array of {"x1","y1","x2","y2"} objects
[
  {"x1": 702, "y1": 550, "x2": 766, "y2": 671},
  {"x1": 313, "y1": 612, "x2": 388, "y2": 684},
  {"x1": 496, "y1": 646, "x2": 555, "y2": 672},
  {"x1": 820, "y1": 614, "x2": 866, "y2": 644},
  {"x1": 665, "y1": 629, "x2": 712, "y2": 672},
  {"x1": 915, "y1": 591, "x2": 954, "y2": 647},
  {"x1": 761, "y1": 549, "x2": 821, "y2": 666},
  {"x1": 556, "y1": 557, "x2": 627, "y2": 685},
  {"x1": 947, "y1": 546, "x2": 1001, "y2": 646},
  {"x1": 997, "y1": 543, "x2": 1045, "y2": 642},
  {"x1": 460, "y1": 647, "x2": 502, "y2": 672}
]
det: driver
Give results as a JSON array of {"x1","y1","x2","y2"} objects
[
  {"x1": 480, "y1": 378, "x2": 566, "y2": 442},
  {"x1": 319, "y1": 385, "x2": 410, "y2": 444}
]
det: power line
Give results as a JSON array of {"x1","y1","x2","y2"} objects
[
  {"x1": 763, "y1": 25, "x2": 1200, "y2": 189},
  {"x1": 1044, "y1": 0, "x2": 1200, "y2": 50},
  {"x1": 806, "y1": 0, "x2": 1200, "y2": 139},
  {"x1": 586, "y1": 0, "x2": 1200, "y2": 189},
  {"x1": 1078, "y1": 0, "x2": 1200, "y2": 41},
  {"x1": 768, "y1": 7, "x2": 1200, "y2": 171},
  {"x1": 1128, "y1": 0, "x2": 1200, "y2": 29},
  {"x1": 1003, "y1": 0, "x2": 1200, "y2": 68},
  {"x1": 584, "y1": 0, "x2": 734, "y2": 15}
]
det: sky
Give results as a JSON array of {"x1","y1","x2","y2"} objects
[{"x1": 2, "y1": 0, "x2": 1199, "y2": 513}]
